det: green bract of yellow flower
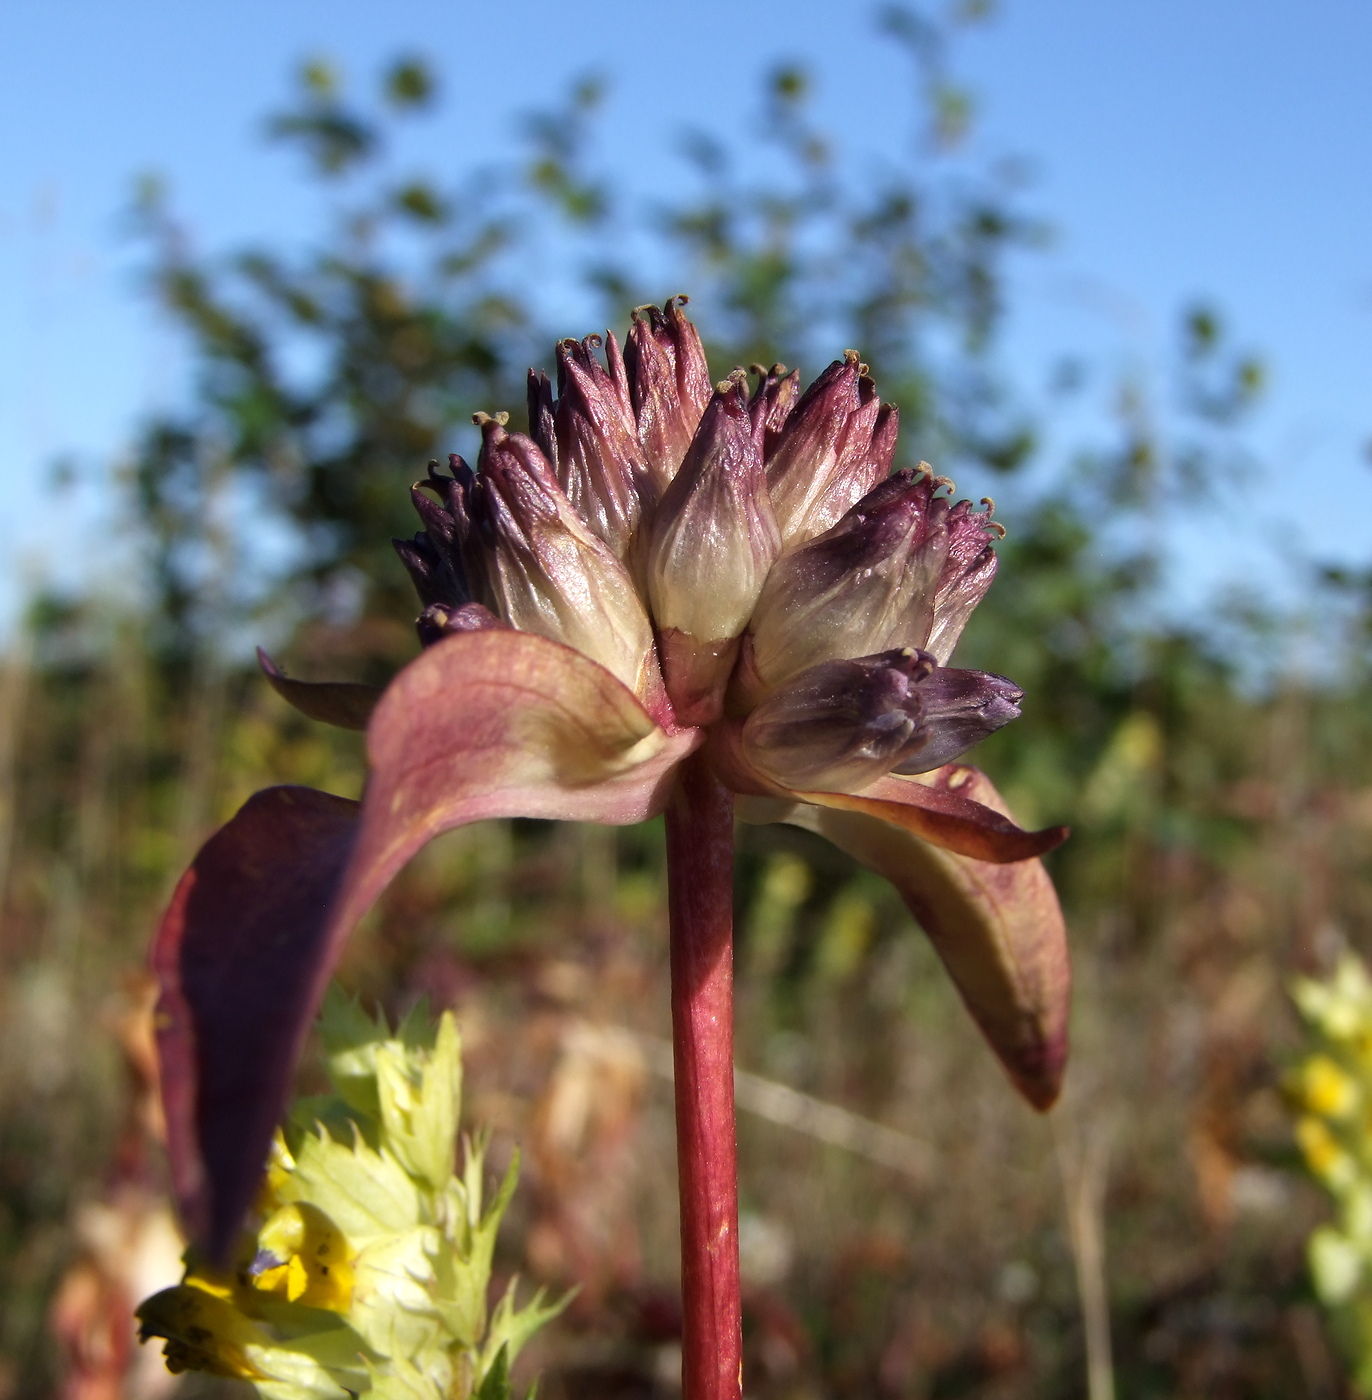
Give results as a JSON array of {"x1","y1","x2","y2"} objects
[{"x1": 138, "y1": 988, "x2": 567, "y2": 1400}]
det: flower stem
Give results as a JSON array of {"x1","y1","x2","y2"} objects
[{"x1": 664, "y1": 750, "x2": 741, "y2": 1400}]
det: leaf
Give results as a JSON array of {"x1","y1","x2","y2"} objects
[
  {"x1": 280, "y1": 1128, "x2": 421, "y2": 1244},
  {"x1": 798, "y1": 769, "x2": 1069, "y2": 863},
  {"x1": 374, "y1": 1012, "x2": 462, "y2": 1192},
  {"x1": 478, "y1": 1282, "x2": 574, "y2": 1383},
  {"x1": 476, "y1": 1344, "x2": 512, "y2": 1400},
  {"x1": 152, "y1": 786, "x2": 362, "y2": 1263},
  {"x1": 711, "y1": 724, "x2": 1067, "y2": 862},
  {"x1": 742, "y1": 765, "x2": 1071, "y2": 1109},
  {"x1": 155, "y1": 630, "x2": 703, "y2": 1261},
  {"x1": 258, "y1": 649, "x2": 382, "y2": 731}
]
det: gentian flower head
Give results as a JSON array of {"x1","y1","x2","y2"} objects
[{"x1": 155, "y1": 300, "x2": 1071, "y2": 1373}]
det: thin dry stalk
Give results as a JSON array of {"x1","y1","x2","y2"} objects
[
  {"x1": 1054, "y1": 1113, "x2": 1116, "y2": 1400},
  {"x1": 0, "y1": 623, "x2": 33, "y2": 920}
]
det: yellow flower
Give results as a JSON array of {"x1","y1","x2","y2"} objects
[
  {"x1": 1297, "y1": 1054, "x2": 1360, "y2": 1120},
  {"x1": 140, "y1": 991, "x2": 566, "y2": 1400},
  {"x1": 251, "y1": 1203, "x2": 355, "y2": 1312},
  {"x1": 1297, "y1": 1115, "x2": 1356, "y2": 1189},
  {"x1": 136, "y1": 1277, "x2": 264, "y2": 1380}
]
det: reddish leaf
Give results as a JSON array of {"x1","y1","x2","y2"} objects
[
  {"x1": 742, "y1": 765, "x2": 1071, "y2": 1109},
  {"x1": 709, "y1": 725, "x2": 1066, "y2": 863},
  {"x1": 798, "y1": 769, "x2": 1069, "y2": 863},
  {"x1": 258, "y1": 649, "x2": 382, "y2": 731},
  {"x1": 155, "y1": 630, "x2": 701, "y2": 1259}
]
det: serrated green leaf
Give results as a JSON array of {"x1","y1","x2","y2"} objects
[
  {"x1": 362, "y1": 1351, "x2": 449, "y2": 1400},
  {"x1": 395, "y1": 996, "x2": 438, "y2": 1051},
  {"x1": 477, "y1": 1281, "x2": 572, "y2": 1382},
  {"x1": 319, "y1": 987, "x2": 388, "y2": 1118},
  {"x1": 348, "y1": 1227, "x2": 444, "y2": 1357},
  {"x1": 282, "y1": 1127, "x2": 421, "y2": 1244},
  {"x1": 375, "y1": 1012, "x2": 461, "y2": 1191},
  {"x1": 475, "y1": 1343, "x2": 511, "y2": 1400}
]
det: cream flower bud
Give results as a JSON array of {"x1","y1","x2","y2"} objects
[
  {"x1": 467, "y1": 417, "x2": 655, "y2": 696},
  {"x1": 647, "y1": 371, "x2": 782, "y2": 722},
  {"x1": 740, "y1": 648, "x2": 936, "y2": 792},
  {"x1": 528, "y1": 333, "x2": 653, "y2": 560},
  {"x1": 743, "y1": 467, "x2": 999, "y2": 699},
  {"x1": 764, "y1": 350, "x2": 896, "y2": 547},
  {"x1": 624, "y1": 295, "x2": 713, "y2": 490}
]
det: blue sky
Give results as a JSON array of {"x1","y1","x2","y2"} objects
[{"x1": 1, "y1": 0, "x2": 1370, "y2": 632}]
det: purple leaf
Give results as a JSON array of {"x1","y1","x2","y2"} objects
[
  {"x1": 155, "y1": 630, "x2": 702, "y2": 1259},
  {"x1": 151, "y1": 786, "x2": 360, "y2": 1263}
]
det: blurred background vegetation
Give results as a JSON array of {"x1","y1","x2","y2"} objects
[{"x1": 4, "y1": 6, "x2": 1372, "y2": 1398}]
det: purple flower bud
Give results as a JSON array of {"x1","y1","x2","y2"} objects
[
  {"x1": 925, "y1": 497, "x2": 1001, "y2": 665},
  {"x1": 891, "y1": 667, "x2": 1023, "y2": 774},
  {"x1": 624, "y1": 296, "x2": 713, "y2": 490},
  {"x1": 748, "y1": 362, "x2": 801, "y2": 452},
  {"x1": 394, "y1": 530, "x2": 466, "y2": 610},
  {"x1": 647, "y1": 371, "x2": 782, "y2": 721},
  {"x1": 527, "y1": 334, "x2": 653, "y2": 561},
  {"x1": 740, "y1": 648, "x2": 937, "y2": 792},
  {"x1": 742, "y1": 468, "x2": 999, "y2": 700},
  {"x1": 415, "y1": 601, "x2": 505, "y2": 648},
  {"x1": 764, "y1": 352, "x2": 895, "y2": 546},
  {"x1": 393, "y1": 458, "x2": 479, "y2": 609},
  {"x1": 466, "y1": 417, "x2": 655, "y2": 696}
]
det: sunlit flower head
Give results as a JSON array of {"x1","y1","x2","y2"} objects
[{"x1": 395, "y1": 295, "x2": 1015, "y2": 763}]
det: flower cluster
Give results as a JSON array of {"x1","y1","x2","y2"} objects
[
  {"x1": 1288, "y1": 954, "x2": 1372, "y2": 1392},
  {"x1": 160, "y1": 297, "x2": 1070, "y2": 1272},
  {"x1": 138, "y1": 989, "x2": 562, "y2": 1400},
  {"x1": 392, "y1": 299, "x2": 1021, "y2": 790}
]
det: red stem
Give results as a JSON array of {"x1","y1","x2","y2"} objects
[{"x1": 664, "y1": 750, "x2": 741, "y2": 1400}]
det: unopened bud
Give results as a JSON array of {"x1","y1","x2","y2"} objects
[
  {"x1": 744, "y1": 468, "x2": 999, "y2": 700},
  {"x1": 647, "y1": 372, "x2": 782, "y2": 721},
  {"x1": 527, "y1": 334, "x2": 652, "y2": 561},
  {"x1": 414, "y1": 601, "x2": 505, "y2": 649},
  {"x1": 764, "y1": 351, "x2": 895, "y2": 546},
  {"x1": 624, "y1": 296, "x2": 713, "y2": 489},
  {"x1": 467, "y1": 420, "x2": 655, "y2": 696},
  {"x1": 749, "y1": 362, "x2": 801, "y2": 451},
  {"x1": 891, "y1": 667, "x2": 1023, "y2": 773},
  {"x1": 925, "y1": 497, "x2": 1000, "y2": 664},
  {"x1": 741, "y1": 649, "x2": 937, "y2": 792},
  {"x1": 393, "y1": 458, "x2": 480, "y2": 609}
]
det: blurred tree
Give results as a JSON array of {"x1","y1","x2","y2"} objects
[{"x1": 126, "y1": 8, "x2": 1049, "y2": 667}]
